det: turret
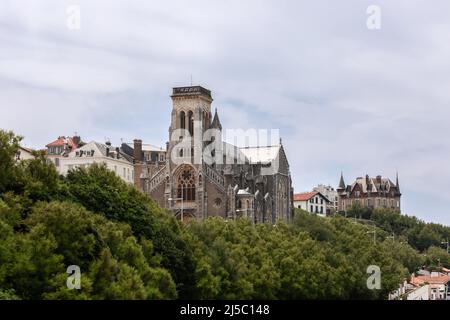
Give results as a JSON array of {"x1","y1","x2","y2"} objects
[
  {"x1": 210, "y1": 108, "x2": 222, "y2": 131},
  {"x1": 338, "y1": 172, "x2": 346, "y2": 190}
]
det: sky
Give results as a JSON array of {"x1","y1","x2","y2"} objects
[{"x1": 1, "y1": 0, "x2": 450, "y2": 225}]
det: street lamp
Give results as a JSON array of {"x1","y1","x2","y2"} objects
[
  {"x1": 442, "y1": 238, "x2": 449, "y2": 254},
  {"x1": 366, "y1": 223, "x2": 376, "y2": 245},
  {"x1": 366, "y1": 230, "x2": 376, "y2": 245}
]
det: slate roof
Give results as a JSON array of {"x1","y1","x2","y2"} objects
[
  {"x1": 239, "y1": 145, "x2": 280, "y2": 164},
  {"x1": 89, "y1": 141, "x2": 134, "y2": 164},
  {"x1": 125, "y1": 143, "x2": 164, "y2": 152}
]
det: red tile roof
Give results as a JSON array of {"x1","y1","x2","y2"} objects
[
  {"x1": 293, "y1": 192, "x2": 318, "y2": 201},
  {"x1": 46, "y1": 136, "x2": 77, "y2": 149},
  {"x1": 411, "y1": 274, "x2": 450, "y2": 286}
]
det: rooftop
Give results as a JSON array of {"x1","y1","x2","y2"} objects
[
  {"x1": 237, "y1": 189, "x2": 253, "y2": 196},
  {"x1": 293, "y1": 192, "x2": 318, "y2": 201},
  {"x1": 172, "y1": 86, "x2": 212, "y2": 99},
  {"x1": 126, "y1": 143, "x2": 164, "y2": 152},
  {"x1": 46, "y1": 136, "x2": 77, "y2": 148},
  {"x1": 239, "y1": 145, "x2": 280, "y2": 164},
  {"x1": 411, "y1": 274, "x2": 450, "y2": 286}
]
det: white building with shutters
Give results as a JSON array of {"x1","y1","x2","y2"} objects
[{"x1": 59, "y1": 141, "x2": 134, "y2": 184}]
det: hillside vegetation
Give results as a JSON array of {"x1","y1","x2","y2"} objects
[{"x1": 1, "y1": 129, "x2": 449, "y2": 300}]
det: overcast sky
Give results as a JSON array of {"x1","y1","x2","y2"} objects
[{"x1": 1, "y1": 0, "x2": 450, "y2": 225}]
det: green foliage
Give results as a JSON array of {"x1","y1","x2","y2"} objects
[
  {"x1": 346, "y1": 202, "x2": 373, "y2": 220},
  {"x1": 0, "y1": 130, "x2": 22, "y2": 193},
  {"x1": 0, "y1": 195, "x2": 22, "y2": 228},
  {"x1": 0, "y1": 200, "x2": 177, "y2": 300},
  {"x1": 17, "y1": 154, "x2": 60, "y2": 202},
  {"x1": 0, "y1": 289, "x2": 20, "y2": 300},
  {"x1": 291, "y1": 211, "x2": 408, "y2": 299},
  {"x1": 0, "y1": 219, "x2": 64, "y2": 299},
  {"x1": 379, "y1": 240, "x2": 425, "y2": 273},
  {"x1": 61, "y1": 164, "x2": 196, "y2": 298},
  {"x1": 347, "y1": 205, "x2": 450, "y2": 253},
  {"x1": 424, "y1": 246, "x2": 450, "y2": 269},
  {"x1": 185, "y1": 214, "x2": 408, "y2": 299}
]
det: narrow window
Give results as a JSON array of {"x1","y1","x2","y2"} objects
[
  {"x1": 188, "y1": 111, "x2": 194, "y2": 136},
  {"x1": 180, "y1": 111, "x2": 186, "y2": 129}
]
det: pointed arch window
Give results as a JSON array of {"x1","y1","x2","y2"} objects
[{"x1": 177, "y1": 166, "x2": 196, "y2": 201}]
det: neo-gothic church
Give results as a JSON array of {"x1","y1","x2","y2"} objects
[{"x1": 133, "y1": 86, "x2": 293, "y2": 223}]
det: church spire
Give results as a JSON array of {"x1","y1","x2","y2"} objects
[
  {"x1": 338, "y1": 171, "x2": 346, "y2": 190},
  {"x1": 211, "y1": 108, "x2": 222, "y2": 130}
]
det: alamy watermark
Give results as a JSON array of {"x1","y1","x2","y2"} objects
[
  {"x1": 66, "y1": 265, "x2": 81, "y2": 290},
  {"x1": 171, "y1": 123, "x2": 280, "y2": 176},
  {"x1": 366, "y1": 265, "x2": 381, "y2": 290},
  {"x1": 66, "y1": 5, "x2": 81, "y2": 30},
  {"x1": 366, "y1": 5, "x2": 381, "y2": 30}
]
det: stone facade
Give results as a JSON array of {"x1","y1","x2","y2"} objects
[
  {"x1": 137, "y1": 85, "x2": 293, "y2": 223},
  {"x1": 337, "y1": 173, "x2": 401, "y2": 212}
]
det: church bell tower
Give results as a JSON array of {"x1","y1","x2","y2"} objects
[{"x1": 166, "y1": 86, "x2": 214, "y2": 220}]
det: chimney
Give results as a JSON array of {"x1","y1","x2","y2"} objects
[
  {"x1": 133, "y1": 139, "x2": 143, "y2": 190},
  {"x1": 133, "y1": 139, "x2": 143, "y2": 161},
  {"x1": 72, "y1": 135, "x2": 81, "y2": 147},
  {"x1": 105, "y1": 141, "x2": 111, "y2": 157}
]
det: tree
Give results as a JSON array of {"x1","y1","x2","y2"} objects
[
  {"x1": 0, "y1": 220, "x2": 64, "y2": 299},
  {"x1": 25, "y1": 201, "x2": 177, "y2": 300},
  {"x1": 17, "y1": 153, "x2": 60, "y2": 202},
  {"x1": 0, "y1": 130, "x2": 22, "y2": 193},
  {"x1": 62, "y1": 164, "x2": 196, "y2": 298},
  {"x1": 425, "y1": 246, "x2": 450, "y2": 269}
]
